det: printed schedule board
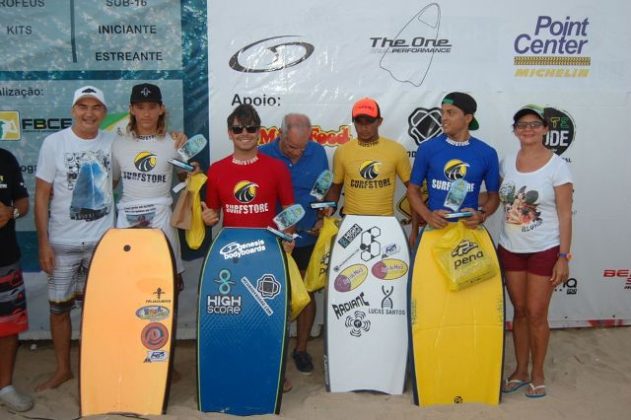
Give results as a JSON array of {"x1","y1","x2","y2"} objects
[
  {"x1": 0, "y1": 0, "x2": 182, "y2": 71},
  {"x1": 0, "y1": 0, "x2": 209, "y2": 271}
]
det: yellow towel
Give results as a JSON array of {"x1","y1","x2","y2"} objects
[{"x1": 185, "y1": 173, "x2": 207, "y2": 250}]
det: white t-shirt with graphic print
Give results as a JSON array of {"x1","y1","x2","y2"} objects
[
  {"x1": 498, "y1": 153, "x2": 572, "y2": 253},
  {"x1": 36, "y1": 127, "x2": 115, "y2": 244}
]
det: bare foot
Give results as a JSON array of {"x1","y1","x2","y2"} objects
[
  {"x1": 283, "y1": 377, "x2": 293, "y2": 393},
  {"x1": 36, "y1": 371, "x2": 73, "y2": 392}
]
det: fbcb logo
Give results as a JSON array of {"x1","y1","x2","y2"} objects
[
  {"x1": 22, "y1": 118, "x2": 72, "y2": 131},
  {"x1": 0, "y1": 111, "x2": 21, "y2": 141}
]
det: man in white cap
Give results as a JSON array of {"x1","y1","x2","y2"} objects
[{"x1": 34, "y1": 86, "x2": 115, "y2": 390}]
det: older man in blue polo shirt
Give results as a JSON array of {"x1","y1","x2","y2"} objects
[{"x1": 259, "y1": 113, "x2": 329, "y2": 375}]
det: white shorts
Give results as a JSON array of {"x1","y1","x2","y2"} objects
[{"x1": 49, "y1": 242, "x2": 96, "y2": 313}]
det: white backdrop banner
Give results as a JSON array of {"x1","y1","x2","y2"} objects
[{"x1": 207, "y1": 0, "x2": 631, "y2": 327}]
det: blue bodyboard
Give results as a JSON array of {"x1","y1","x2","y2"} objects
[{"x1": 197, "y1": 228, "x2": 288, "y2": 415}]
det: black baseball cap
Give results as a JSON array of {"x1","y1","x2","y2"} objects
[
  {"x1": 442, "y1": 92, "x2": 479, "y2": 130},
  {"x1": 130, "y1": 83, "x2": 162, "y2": 104}
]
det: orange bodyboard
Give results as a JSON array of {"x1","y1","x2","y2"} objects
[{"x1": 80, "y1": 228, "x2": 175, "y2": 416}]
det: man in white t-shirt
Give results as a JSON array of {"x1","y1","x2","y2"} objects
[{"x1": 34, "y1": 86, "x2": 115, "y2": 391}]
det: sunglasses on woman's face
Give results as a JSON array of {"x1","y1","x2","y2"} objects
[{"x1": 231, "y1": 125, "x2": 260, "y2": 134}]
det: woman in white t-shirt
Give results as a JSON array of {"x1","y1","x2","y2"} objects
[{"x1": 497, "y1": 105, "x2": 573, "y2": 398}]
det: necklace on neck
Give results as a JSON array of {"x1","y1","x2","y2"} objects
[
  {"x1": 136, "y1": 134, "x2": 157, "y2": 141},
  {"x1": 446, "y1": 137, "x2": 470, "y2": 146},
  {"x1": 232, "y1": 155, "x2": 259, "y2": 165},
  {"x1": 358, "y1": 138, "x2": 379, "y2": 147}
]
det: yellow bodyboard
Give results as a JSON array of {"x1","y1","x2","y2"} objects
[
  {"x1": 410, "y1": 225, "x2": 504, "y2": 406},
  {"x1": 80, "y1": 228, "x2": 175, "y2": 416}
]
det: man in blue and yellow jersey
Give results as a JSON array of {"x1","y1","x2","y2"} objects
[
  {"x1": 325, "y1": 98, "x2": 411, "y2": 223},
  {"x1": 407, "y1": 92, "x2": 500, "y2": 243}
]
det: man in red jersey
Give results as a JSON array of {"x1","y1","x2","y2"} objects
[{"x1": 201, "y1": 104, "x2": 294, "y2": 228}]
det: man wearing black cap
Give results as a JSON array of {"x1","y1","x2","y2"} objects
[
  {"x1": 407, "y1": 92, "x2": 500, "y2": 235},
  {"x1": 112, "y1": 83, "x2": 187, "y2": 288}
]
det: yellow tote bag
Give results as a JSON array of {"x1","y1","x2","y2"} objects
[
  {"x1": 286, "y1": 252, "x2": 310, "y2": 320},
  {"x1": 304, "y1": 216, "x2": 340, "y2": 292},
  {"x1": 432, "y1": 221, "x2": 498, "y2": 291}
]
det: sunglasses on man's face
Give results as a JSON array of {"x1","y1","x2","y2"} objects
[{"x1": 231, "y1": 125, "x2": 260, "y2": 134}]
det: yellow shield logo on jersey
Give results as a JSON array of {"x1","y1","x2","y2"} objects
[
  {"x1": 233, "y1": 181, "x2": 259, "y2": 203},
  {"x1": 444, "y1": 159, "x2": 469, "y2": 181},
  {"x1": 359, "y1": 160, "x2": 381, "y2": 180},
  {"x1": 134, "y1": 151, "x2": 157, "y2": 172}
]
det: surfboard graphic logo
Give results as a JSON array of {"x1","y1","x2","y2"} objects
[
  {"x1": 382, "y1": 243, "x2": 401, "y2": 258},
  {"x1": 337, "y1": 223, "x2": 363, "y2": 248},
  {"x1": 381, "y1": 286, "x2": 394, "y2": 309},
  {"x1": 144, "y1": 350, "x2": 169, "y2": 363},
  {"x1": 372, "y1": 258, "x2": 409, "y2": 280},
  {"x1": 444, "y1": 159, "x2": 469, "y2": 181},
  {"x1": 345, "y1": 310, "x2": 371, "y2": 337},
  {"x1": 360, "y1": 226, "x2": 382, "y2": 261},
  {"x1": 135, "y1": 305, "x2": 170, "y2": 321},
  {"x1": 140, "y1": 322, "x2": 169, "y2": 350},
  {"x1": 359, "y1": 161, "x2": 381, "y2": 180},
  {"x1": 256, "y1": 274, "x2": 281, "y2": 299},
  {"x1": 234, "y1": 181, "x2": 259, "y2": 203},
  {"x1": 214, "y1": 268, "x2": 235, "y2": 295},
  {"x1": 334, "y1": 264, "x2": 369, "y2": 292},
  {"x1": 241, "y1": 276, "x2": 274, "y2": 316},
  {"x1": 332, "y1": 292, "x2": 370, "y2": 320},
  {"x1": 219, "y1": 240, "x2": 266, "y2": 261},
  {"x1": 134, "y1": 151, "x2": 157, "y2": 172},
  {"x1": 379, "y1": 3, "x2": 447, "y2": 87}
]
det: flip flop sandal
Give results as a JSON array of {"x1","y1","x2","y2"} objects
[
  {"x1": 525, "y1": 383, "x2": 547, "y2": 398},
  {"x1": 502, "y1": 378, "x2": 529, "y2": 393}
]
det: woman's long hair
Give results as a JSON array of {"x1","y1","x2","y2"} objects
[{"x1": 127, "y1": 106, "x2": 167, "y2": 137}]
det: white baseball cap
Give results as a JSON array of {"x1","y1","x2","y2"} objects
[{"x1": 72, "y1": 85, "x2": 107, "y2": 108}]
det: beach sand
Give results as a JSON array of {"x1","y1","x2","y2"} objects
[{"x1": 5, "y1": 327, "x2": 631, "y2": 420}]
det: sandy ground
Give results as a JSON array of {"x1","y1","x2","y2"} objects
[{"x1": 4, "y1": 327, "x2": 631, "y2": 420}]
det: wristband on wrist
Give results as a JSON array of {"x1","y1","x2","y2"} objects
[{"x1": 558, "y1": 252, "x2": 572, "y2": 261}]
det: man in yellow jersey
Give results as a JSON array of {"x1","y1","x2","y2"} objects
[{"x1": 325, "y1": 98, "x2": 412, "y2": 223}]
